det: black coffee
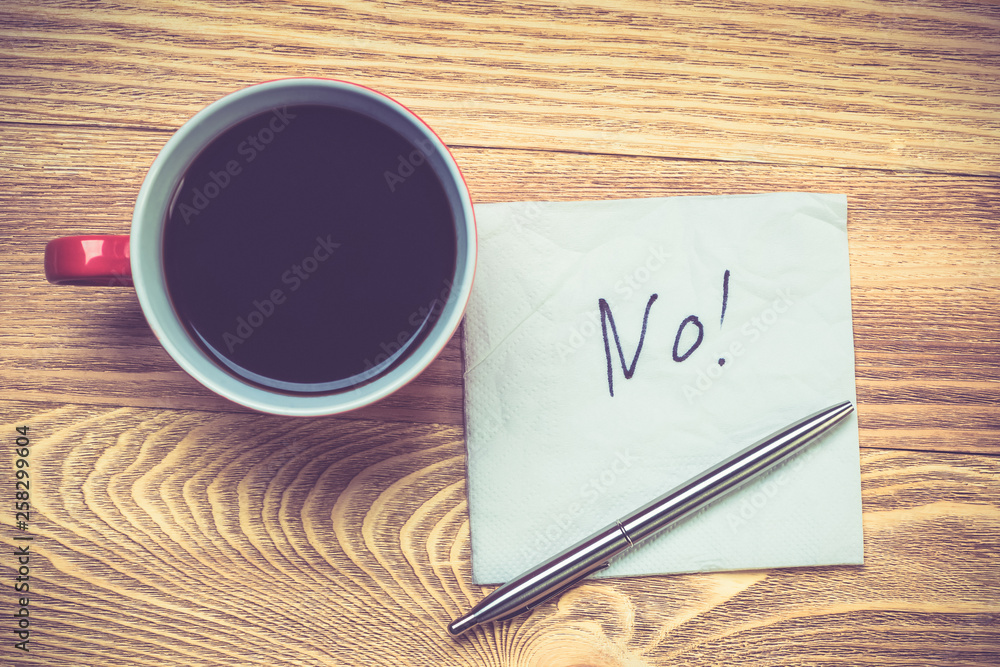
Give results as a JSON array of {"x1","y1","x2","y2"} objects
[{"x1": 162, "y1": 104, "x2": 457, "y2": 394}]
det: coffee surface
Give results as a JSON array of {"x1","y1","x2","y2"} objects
[{"x1": 163, "y1": 104, "x2": 457, "y2": 393}]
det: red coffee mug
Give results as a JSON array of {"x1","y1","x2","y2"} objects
[{"x1": 45, "y1": 78, "x2": 476, "y2": 416}]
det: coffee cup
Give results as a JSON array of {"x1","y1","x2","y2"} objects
[{"x1": 45, "y1": 78, "x2": 476, "y2": 416}]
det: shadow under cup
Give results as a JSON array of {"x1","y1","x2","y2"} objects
[{"x1": 132, "y1": 79, "x2": 476, "y2": 416}]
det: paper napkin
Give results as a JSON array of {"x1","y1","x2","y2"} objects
[{"x1": 462, "y1": 192, "x2": 863, "y2": 584}]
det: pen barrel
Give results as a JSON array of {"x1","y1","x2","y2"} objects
[
  {"x1": 466, "y1": 521, "x2": 632, "y2": 624},
  {"x1": 619, "y1": 400, "x2": 854, "y2": 545},
  {"x1": 450, "y1": 400, "x2": 854, "y2": 634}
]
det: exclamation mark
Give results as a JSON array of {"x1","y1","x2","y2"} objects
[{"x1": 718, "y1": 269, "x2": 731, "y2": 366}]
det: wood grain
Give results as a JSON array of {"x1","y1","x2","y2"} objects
[
  {"x1": 1, "y1": 402, "x2": 997, "y2": 666},
  {"x1": 1, "y1": 1, "x2": 998, "y2": 665},
  {"x1": 1, "y1": 1, "x2": 999, "y2": 174}
]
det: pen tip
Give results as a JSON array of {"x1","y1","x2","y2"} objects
[{"x1": 448, "y1": 613, "x2": 478, "y2": 636}]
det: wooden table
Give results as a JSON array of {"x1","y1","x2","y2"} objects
[{"x1": 2, "y1": 2, "x2": 998, "y2": 665}]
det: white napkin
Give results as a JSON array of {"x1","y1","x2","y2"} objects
[{"x1": 462, "y1": 192, "x2": 863, "y2": 585}]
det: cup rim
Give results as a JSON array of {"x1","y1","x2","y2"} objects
[{"x1": 131, "y1": 77, "x2": 476, "y2": 416}]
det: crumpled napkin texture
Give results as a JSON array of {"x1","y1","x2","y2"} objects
[{"x1": 463, "y1": 193, "x2": 862, "y2": 585}]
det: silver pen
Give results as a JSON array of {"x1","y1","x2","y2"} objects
[{"x1": 449, "y1": 400, "x2": 855, "y2": 635}]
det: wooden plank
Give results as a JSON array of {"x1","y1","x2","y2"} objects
[
  {"x1": 1, "y1": 0, "x2": 998, "y2": 174},
  {"x1": 0, "y1": 402, "x2": 996, "y2": 665},
  {"x1": 2, "y1": 124, "x2": 996, "y2": 452}
]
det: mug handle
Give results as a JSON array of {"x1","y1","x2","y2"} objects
[{"x1": 44, "y1": 235, "x2": 133, "y2": 286}]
